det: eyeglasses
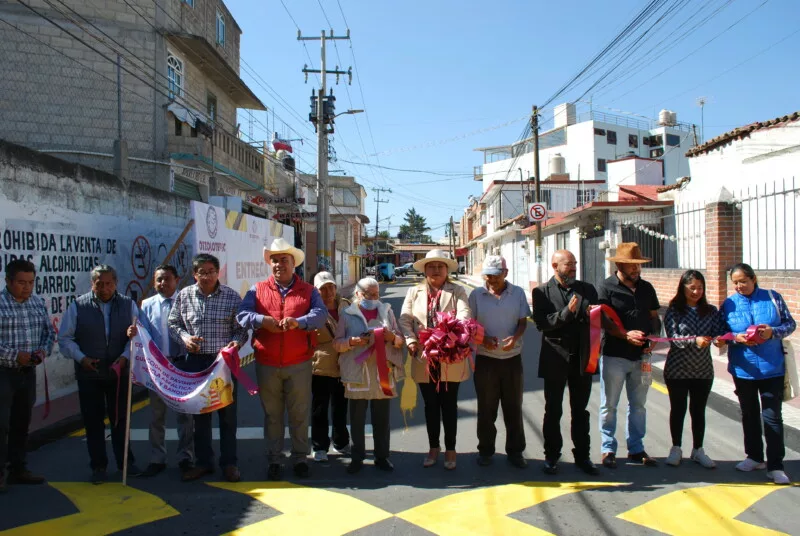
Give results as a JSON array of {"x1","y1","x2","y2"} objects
[{"x1": 195, "y1": 270, "x2": 218, "y2": 277}]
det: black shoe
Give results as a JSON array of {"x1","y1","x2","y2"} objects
[
  {"x1": 576, "y1": 459, "x2": 600, "y2": 475},
  {"x1": 602, "y1": 452, "x2": 617, "y2": 469},
  {"x1": 178, "y1": 460, "x2": 194, "y2": 474},
  {"x1": 90, "y1": 468, "x2": 107, "y2": 485},
  {"x1": 139, "y1": 463, "x2": 167, "y2": 478},
  {"x1": 267, "y1": 464, "x2": 283, "y2": 481},
  {"x1": 123, "y1": 464, "x2": 144, "y2": 477},
  {"x1": 508, "y1": 455, "x2": 528, "y2": 469},
  {"x1": 374, "y1": 458, "x2": 394, "y2": 472},
  {"x1": 476, "y1": 455, "x2": 493, "y2": 467},
  {"x1": 293, "y1": 462, "x2": 310, "y2": 478},
  {"x1": 346, "y1": 460, "x2": 364, "y2": 474},
  {"x1": 542, "y1": 459, "x2": 559, "y2": 475},
  {"x1": 629, "y1": 451, "x2": 658, "y2": 467}
]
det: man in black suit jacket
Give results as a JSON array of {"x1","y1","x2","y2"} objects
[{"x1": 532, "y1": 250, "x2": 599, "y2": 475}]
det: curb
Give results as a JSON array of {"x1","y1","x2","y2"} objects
[
  {"x1": 27, "y1": 387, "x2": 150, "y2": 452},
  {"x1": 651, "y1": 364, "x2": 800, "y2": 452}
]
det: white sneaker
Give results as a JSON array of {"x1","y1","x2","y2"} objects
[
  {"x1": 735, "y1": 458, "x2": 766, "y2": 472},
  {"x1": 767, "y1": 470, "x2": 791, "y2": 485},
  {"x1": 665, "y1": 446, "x2": 682, "y2": 467},
  {"x1": 332, "y1": 444, "x2": 351, "y2": 456},
  {"x1": 313, "y1": 450, "x2": 328, "y2": 463},
  {"x1": 690, "y1": 448, "x2": 716, "y2": 469}
]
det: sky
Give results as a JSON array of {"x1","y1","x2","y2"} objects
[{"x1": 226, "y1": 0, "x2": 800, "y2": 241}]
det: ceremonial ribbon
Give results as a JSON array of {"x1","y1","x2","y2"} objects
[
  {"x1": 220, "y1": 347, "x2": 260, "y2": 395},
  {"x1": 110, "y1": 359, "x2": 124, "y2": 427},
  {"x1": 352, "y1": 327, "x2": 393, "y2": 396},
  {"x1": 588, "y1": 305, "x2": 767, "y2": 374},
  {"x1": 36, "y1": 352, "x2": 51, "y2": 420}
]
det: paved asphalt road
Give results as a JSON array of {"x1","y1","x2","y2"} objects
[{"x1": 3, "y1": 278, "x2": 799, "y2": 536}]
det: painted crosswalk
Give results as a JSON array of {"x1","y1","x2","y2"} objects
[{"x1": 103, "y1": 425, "x2": 373, "y2": 441}]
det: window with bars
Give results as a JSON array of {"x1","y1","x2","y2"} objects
[
  {"x1": 167, "y1": 52, "x2": 184, "y2": 99},
  {"x1": 216, "y1": 10, "x2": 226, "y2": 45},
  {"x1": 576, "y1": 188, "x2": 597, "y2": 206},
  {"x1": 556, "y1": 231, "x2": 570, "y2": 251}
]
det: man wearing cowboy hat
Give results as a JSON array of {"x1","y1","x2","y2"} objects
[
  {"x1": 597, "y1": 242, "x2": 662, "y2": 469},
  {"x1": 237, "y1": 237, "x2": 326, "y2": 481}
]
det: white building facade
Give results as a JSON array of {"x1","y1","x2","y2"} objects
[{"x1": 468, "y1": 103, "x2": 693, "y2": 290}]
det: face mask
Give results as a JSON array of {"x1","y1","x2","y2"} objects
[{"x1": 360, "y1": 299, "x2": 379, "y2": 310}]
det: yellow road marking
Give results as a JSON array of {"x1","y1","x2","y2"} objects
[
  {"x1": 208, "y1": 482, "x2": 393, "y2": 535},
  {"x1": 618, "y1": 483, "x2": 792, "y2": 535},
  {"x1": 69, "y1": 398, "x2": 150, "y2": 438},
  {"x1": 651, "y1": 380, "x2": 668, "y2": 394},
  {"x1": 0, "y1": 482, "x2": 179, "y2": 535},
  {"x1": 396, "y1": 481, "x2": 625, "y2": 536}
]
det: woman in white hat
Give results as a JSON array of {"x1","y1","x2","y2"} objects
[
  {"x1": 399, "y1": 249, "x2": 472, "y2": 470},
  {"x1": 310, "y1": 272, "x2": 351, "y2": 463}
]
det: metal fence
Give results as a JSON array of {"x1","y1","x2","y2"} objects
[
  {"x1": 737, "y1": 177, "x2": 799, "y2": 270},
  {"x1": 613, "y1": 201, "x2": 706, "y2": 269}
]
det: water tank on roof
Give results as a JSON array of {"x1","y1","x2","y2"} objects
[
  {"x1": 549, "y1": 153, "x2": 566, "y2": 176},
  {"x1": 659, "y1": 109, "x2": 677, "y2": 126}
]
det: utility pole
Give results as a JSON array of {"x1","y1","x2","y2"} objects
[
  {"x1": 532, "y1": 105, "x2": 543, "y2": 284},
  {"x1": 449, "y1": 215, "x2": 455, "y2": 261},
  {"x1": 372, "y1": 187, "x2": 391, "y2": 267},
  {"x1": 298, "y1": 29, "x2": 352, "y2": 274}
]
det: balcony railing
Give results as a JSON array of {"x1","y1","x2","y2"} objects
[
  {"x1": 474, "y1": 165, "x2": 483, "y2": 181},
  {"x1": 168, "y1": 124, "x2": 264, "y2": 186}
]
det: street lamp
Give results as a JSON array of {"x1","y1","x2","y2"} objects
[{"x1": 335, "y1": 109, "x2": 364, "y2": 118}]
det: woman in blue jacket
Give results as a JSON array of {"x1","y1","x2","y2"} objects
[{"x1": 720, "y1": 263, "x2": 796, "y2": 484}]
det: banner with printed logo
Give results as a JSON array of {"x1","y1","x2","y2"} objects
[
  {"x1": 130, "y1": 320, "x2": 234, "y2": 414},
  {"x1": 190, "y1": 200, "x2": 293, "y2": 293}
]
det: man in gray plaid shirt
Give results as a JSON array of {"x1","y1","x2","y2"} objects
[
  {"x1": 0, "y1": 259, "x2": 54, "y2": 492},
  {"x1": 168, "y1": 253, "x2": 248, "y2": 483}
]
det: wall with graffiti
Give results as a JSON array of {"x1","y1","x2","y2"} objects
[{"x1": 0, "y1": 142, "x2": 190, "y2": 401}]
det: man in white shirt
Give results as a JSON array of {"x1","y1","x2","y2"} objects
[{"x1": 137, "y1": 265, "x2": 194, "y2": 478}]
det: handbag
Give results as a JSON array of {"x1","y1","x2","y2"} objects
[{"x1": 767, "y1": 290, "x2": 799, "y2": 401}]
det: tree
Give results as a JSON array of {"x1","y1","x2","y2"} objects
[
  {"x1": 397, "y1": 208, "x2": 432, "y2": 243},
  {"x1": 377, "y1": 230, "x2": 390, "y2": 239}
]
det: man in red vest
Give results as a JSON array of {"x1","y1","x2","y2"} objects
[{"x1": 237, "y1": 238, "x2": 326, "y2": 480}]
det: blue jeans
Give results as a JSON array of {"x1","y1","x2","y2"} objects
[{"x1": 599, "y1": 355, "x2": 649, "y2": 455}]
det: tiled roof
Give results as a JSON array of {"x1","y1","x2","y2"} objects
[
  {"x1": 686, "y1": 111, "x2": 800, "y2": 158},
  {"x1": 656, "y1": 176, "x2": 690, "y2": 193},
  {"x1": 618, "y1": 185, "x2": 661, "y2": 201}
]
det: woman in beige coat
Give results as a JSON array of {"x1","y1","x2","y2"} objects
[
  {"x1": 334, "y1": 277, "x2": 405, "y2": 474},
  {"x1": 400, "y1": 249, "x2": 471, "y2": 470}
]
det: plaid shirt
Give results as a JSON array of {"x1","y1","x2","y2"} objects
[
  {"x1": 168, "y1": 283, "x2": 248, "y2": 354},
  {"x1": 0, "y1": 288, "x2": 55, "y2": 368}
]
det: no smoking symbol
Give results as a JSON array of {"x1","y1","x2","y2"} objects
[
  {"x1": 529, "y1": 203, "x2": 547, "y2": 222},
  {"x1": 131, "y1": 236, "x2": 152, "y2": 280}
]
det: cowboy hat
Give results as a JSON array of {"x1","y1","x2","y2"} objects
[
  {"x1": 413, "y1": 248, "x2": 458, "y2": 273},
  {"x1": 606, "y1": 242, "x2": 651, "y2": 263},
  {"x1": 263, "y1": 237, "x2": 304, "y2": 266}
]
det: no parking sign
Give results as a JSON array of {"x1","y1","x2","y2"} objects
[{"x1": 528, "y1": 203, "x2": 547, "y2": 222}]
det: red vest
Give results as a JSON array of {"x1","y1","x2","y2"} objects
[{"x1": 252, "y1": 275, "x2": 316, "y2": 367}]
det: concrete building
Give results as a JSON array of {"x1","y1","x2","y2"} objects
[
  {"x1": 0, "y1": 0, "x2": 292, "y2": 217},
  {"x1": 463, "y1": 103, "x2": 693, "y2": 288},
  {"x1": 295, "y1": 174, "x2": 369, "y2": 286}
]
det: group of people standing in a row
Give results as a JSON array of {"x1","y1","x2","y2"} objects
[{"x1": 0, "y1": 238, "x2": 795, "y2": 492}]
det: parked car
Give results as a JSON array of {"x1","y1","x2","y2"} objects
[
  {"x1": 375, "y1": 262, "x2": 396, "y2": 282},
  {"x1": 395, "y1": 262, "x2": 414, "y2": 276}
]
